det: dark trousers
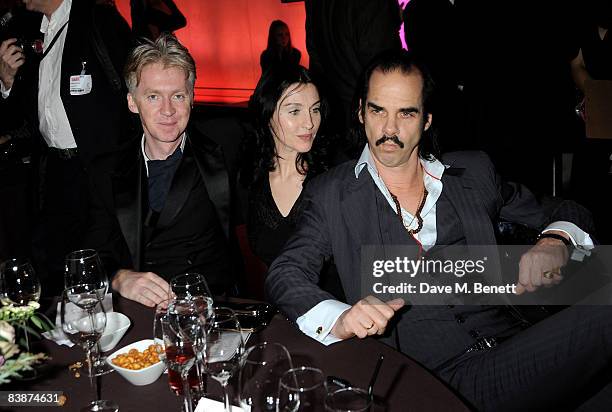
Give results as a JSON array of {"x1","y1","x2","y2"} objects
[
  {"x1": 440, "y1": 304, "x2": 612, "y2": 411},
  {"x1": 33, "y1": 152, "x2": 89, "y2": 297},
  {"x1": 0, "y1": 162, "x2": 34, "y2": 262}
]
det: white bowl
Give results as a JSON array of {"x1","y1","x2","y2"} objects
[
  {"x1": 99, "y1": 312, "x2": 131, "y2": 352},
  {"x1": 106, "y1": 339, "x2": 166, "y2": 386}
]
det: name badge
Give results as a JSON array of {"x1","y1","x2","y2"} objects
[{"x1": 69, "y1": 74, "x2": 92, "y2": 96}]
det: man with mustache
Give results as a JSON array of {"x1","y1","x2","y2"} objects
[{"x1": 266, "y1": 49, "x2": 612, "y2": 410}]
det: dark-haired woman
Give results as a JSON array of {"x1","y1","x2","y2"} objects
[
  {"x1": 260, "y1": 20, "x2": 301, "y2": 72},
  {"x1": 244, "y1": 65, "x2": 344, "y2": 300}
]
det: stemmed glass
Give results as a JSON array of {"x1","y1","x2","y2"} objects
[
  {"x1": 161, "y1": 299, "x2": 208, "y2": 412},
  {"x1": 64, "y1": 249, "x2": 113, "y2": 376},
  {"x1": 170, "y1": 273, "x2": 212, "y2": 299},
  {"x1": 204, "y1": 307, "x2": 245, "y2": 412},
  {"x1": 278, "y1": 367, "x2": 327, "y2": 411},
  {"x1": 239, "y1": 342, "x2": 293, "y2": 411},
  {"x1": 324, "y1": 387, "x2": 372, "y2": 412},
  {"x1": 61, "y1": 284, "x2": 118, "y2": 412},
  {"x1": 1, "y1": 258, "x2": 41, "y2": 305},
  {"x1": 1, "y1": 258, "x2": 41, "y2": 351}
]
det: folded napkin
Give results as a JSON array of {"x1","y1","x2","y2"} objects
[
  {"x1": 42, "y1": 293, "x2": 114, "y2": 347},
  {"x1": 195, "y1": 397, "x2": 247, "y2": 412},
  {"x1": 208, "y1": 331, "x2": 250, "y2": 363}
]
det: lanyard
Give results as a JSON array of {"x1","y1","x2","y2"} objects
[{"x1": 41, "y1": 21, "x2": 69, "y2": 60}]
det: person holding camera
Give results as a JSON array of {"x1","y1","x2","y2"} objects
[{"x1": 0, "y1": 0, "x2": 134, "y2": 296}]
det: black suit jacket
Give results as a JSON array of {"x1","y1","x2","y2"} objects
[
  {"x1": 85, "y1": 120, "x2": 244, "y2": 292},
  {"x1": 266, "y1": 150, "x2": 594, "y2": 369},
  {"x1": 6, "y1": 1, "x2": 134, "y2": 164}
]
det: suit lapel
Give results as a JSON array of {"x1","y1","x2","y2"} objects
[
  {"x1": 340, "y1": 170, "x2": 384, "y2": 248},
  {"x1": 440, "y1": 167, "x2": 497, "y2": 245},
  {"x1": 112, "y1": 150, "x2": 145, "y2": 270},
  {"x1": 190, "y1": 133, "x2": 231, "y2": 240},
  {"x1": 156, "y1": 142, "x2": 198, "y2": 228}
]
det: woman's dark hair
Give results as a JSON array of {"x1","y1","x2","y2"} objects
[
  {"x1": 266, "y1": 20, "x2": 292, "y2": 51},
  {"x1": 245, "y1": 65, "x2": 330, "y2": 184},
  {"x1": 349, "y1": 49, "x2": 439, "y2": 161}
]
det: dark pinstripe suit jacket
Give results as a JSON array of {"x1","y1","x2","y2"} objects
[{"x1": 266, "y1": 150, "x2": 594, "y2": 370}]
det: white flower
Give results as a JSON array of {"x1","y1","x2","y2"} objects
[
  {"x1": 27, "y1": 302, "x2": 40, "y2": 309},
  {"x1": 0, "y1": 322, "x2": 19, "y2": 359},
  {"x1": 0, "y1": 321, "x2": 15, "y2": 343},
  {"x1": 0, "y1": 340, "x2": 19, "y2": 359}
]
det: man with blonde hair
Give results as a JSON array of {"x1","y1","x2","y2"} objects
[{"x1": 86, "y1": 33, "x2": 243, "y2": 306}]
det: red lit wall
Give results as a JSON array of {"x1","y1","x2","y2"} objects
[{"x1": 115, "y1": 0, "x2": 308, "y2": 104}]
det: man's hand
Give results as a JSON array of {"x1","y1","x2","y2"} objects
[
  {"x1": 331, "y1": 296, "x2": 405, "y2": 340},
  {"x1": 112, "y1": 269, "x2": 171, "y2": 307},
  {"x1": 0, "y1": 39, "x2": 25, "y2": 90},
  {"x1": 516, "y1": 231, "x2": 570, "y2": 295}
]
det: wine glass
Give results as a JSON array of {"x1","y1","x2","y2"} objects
[
  {"x1": 170, "y1": 273, "x2": 212, "y2": 299},
  {"x1": 155, "y1": 298, "x2": 211, "y2": 398},
  {"x1": 325, "y1": 387, "x2": 372, "y2": 412},
  {"x1": 1, "y1": 258, "x2": 41, "y2": 353},
  {"x1": 1, "y1": 258, "x2": 41, "y2": 305},
  {"x1": 64, "y1": 249, "x2": 113, "y2": 376},
  {"x1": 278, "y1": 366, "x2": 327, "y2": 411},
  {"x1": 61, "y1": 284, "x2": 118, "y2": 412},
  {"x1": 204, "y1": 307, "x2": 245, "y2": 411},
  {"x1": 239, "y1": 342, "x2": 293, "y2": 411},
  {"x1": 162, "y1": 301, "x2": 207, "y2": 412}
]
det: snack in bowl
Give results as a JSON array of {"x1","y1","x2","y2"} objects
[
  {"x1": 111, "y1": 345, "x2": 161, "y2": 370},
  {"x1": 107, "y1": 339, "x2": 166, "y2": 385}
]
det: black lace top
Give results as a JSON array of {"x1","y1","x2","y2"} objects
[{"x1": 247, "y1": 175, "x2": 307, "y2": 266}]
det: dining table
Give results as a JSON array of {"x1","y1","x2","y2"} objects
[{"x1": 6, "y1": 295, "x2": 471, "y2": 412}]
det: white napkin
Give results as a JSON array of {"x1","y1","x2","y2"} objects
[
  {"x1": 194, "y1": 397, "x2": 247, "y2": 412},
  {"x1": 208, "y1": 331, "x2": 250, "y2": 363},
  {"x1": 42, "y1": 293, "x2": 113, "y2": 347}
]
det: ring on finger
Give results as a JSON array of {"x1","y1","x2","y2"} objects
[
  {"x1": 542, "y1": 270, "x2": 554, "y2": 280},
  {"x1": 365, "y1": 322, "x2": 375, "y2": 330}
]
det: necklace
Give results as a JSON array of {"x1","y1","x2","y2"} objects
[{"x1": 389, "y1": 186, "x2": 428, "y2": 235}]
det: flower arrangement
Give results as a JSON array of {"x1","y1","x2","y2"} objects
[{"x1": 0, "y1": 299, "x2": 52, "y2": 384}]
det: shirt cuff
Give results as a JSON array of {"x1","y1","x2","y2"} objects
[
  {"x1": 0, "y1": 80, "x2": 11, "y2": 99},
  {"x1": 543, "y1": 221, "x2": 594, "y2": 261},
  {"x1": 296, "y1": 299, "x2": 351, "y2": 346}
]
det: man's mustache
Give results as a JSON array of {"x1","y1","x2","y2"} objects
[{"x1": 375, "y1": 135, "x2": 404, "y2": 148}]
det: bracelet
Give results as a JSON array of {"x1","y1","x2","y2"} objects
[{"x1": 537, "y1": 233, "x2": 572, "y2": 247}]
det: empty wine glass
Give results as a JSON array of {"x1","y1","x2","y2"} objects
[
  {"x1": 64, "y1": 249, "x2": 112, "y2": 376},
  {"x1": 239, "y1": 342, "x2": 293, "y2": 411},
  {"x1": 1, "y1": 258, "x2": 41, "y2": 354},
  {"x1": 170, "y1": 273, "x2": 212, "y2": 299},
  {"x1": 325, "y1": 387, "x2": 372, "y2": 412},
  {"x1": 61, "y1": 284, "x2": 118, "y2": 412},
  {"x1": 278, "y1": 367, "x2": 327, "y2": 412},
  {"x1": 204, "y1": 307, "x2": 245, "y2": 411},
  {"x1": 1, "y1": 258, "x2": 41, "y2": 305}
]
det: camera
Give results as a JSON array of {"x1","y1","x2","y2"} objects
[{"x1": 16, "y1": 37, "x2": 43, "y2": 55}]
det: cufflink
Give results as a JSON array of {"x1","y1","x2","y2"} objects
[{"x1": 316, "y1": 326, "x2": 323, "y2": 335}]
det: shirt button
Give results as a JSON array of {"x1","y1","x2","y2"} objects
[{"x1": 455, "y1": 314, "x2": 465, "y2": 324}]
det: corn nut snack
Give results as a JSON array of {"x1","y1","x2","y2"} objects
[{"x1": 111, "y1": 344, "x2": 162, "y2": 370}]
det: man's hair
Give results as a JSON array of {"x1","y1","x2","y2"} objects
[
  {"x1": 350, "y1": 49, "x2": 439, "y2": 160},
  {"x1": 124, "y1": 33, "x2": 196, "y2": 98}
]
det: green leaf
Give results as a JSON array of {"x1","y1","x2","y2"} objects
[{"x1": 30, "y1": 315, "x2": 43, "y2": 330}]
